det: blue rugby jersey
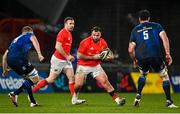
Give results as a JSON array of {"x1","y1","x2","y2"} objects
[
  {"x1": 7, "y1": 32, "x2": 33, "y2": 59},
  {"x1": 130, "y1": 22, "x2": 164, "y2": 60}
]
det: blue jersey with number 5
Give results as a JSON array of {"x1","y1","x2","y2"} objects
[
  {"x1": 7, "y1": 32, "x2": 33, "y2": 59},
  {"x1": 130, "y1": 22, "x2": 164, "y2": 60}
]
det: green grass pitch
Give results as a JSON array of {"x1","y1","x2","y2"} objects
[{"x1": 0, "y1": 93, "x2": 180, "y2": 113}]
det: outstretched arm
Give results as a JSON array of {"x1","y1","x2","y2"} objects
[
  {"x1": 2, "y1": 50, "x2": 10, "y2": 76},
  {"x1": 159, "y1": 31, "x2": 172, "y2": 65},
  {"x1": 30, "y1": 35, "x2": 44, "y2": 62}
]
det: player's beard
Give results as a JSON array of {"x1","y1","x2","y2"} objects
[
  {"x1": 93, "y1": 38, "x2": 100, "y2": 43},
  {"x1": 68, "y1": 27, "x2": 74, "y2": 31}
]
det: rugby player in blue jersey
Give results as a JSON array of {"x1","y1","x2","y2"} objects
[
  {"x1": 2, "y1": 26, "x2": 44, "y2": 107},
  {"x1": 128, "y1": 9, "x2": 178, "y2": 108}
]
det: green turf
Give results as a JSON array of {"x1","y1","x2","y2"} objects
[{"x1": 0, "y1": 93, "x2": 179, "y2": 113}]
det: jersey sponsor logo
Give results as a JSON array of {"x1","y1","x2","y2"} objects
[
  {"x1": 137, "y1": 27, "x2": 152, "y2": 32},
  {"x1": 90, "y1": 47, "x2": 94, "y2": 50}
]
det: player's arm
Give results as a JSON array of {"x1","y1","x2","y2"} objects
[
  {"x1": 159, "y1": 31, "x2": 172, "y2": 65},
  {"x1": 55, "y1": 42, "x2": 74, "y2": 61},
  {"x1": 128, "y1": 42, "x2": 136, "y2": 60},
  {"x1": 128, "y1": 42, "x2": 138, "y2": 67},
  {"x1": 2, "y1": 50, "x2": 10, "y2": 76},
  {"x1": 30, "y1": 35, "x2": 44, "y2": 62},
  {"x1": 77, "y1": 52, "x2": 100, "y2": 60}
]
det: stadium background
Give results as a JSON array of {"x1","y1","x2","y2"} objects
[{"x1": 0, "y1": 0, "x2": 180, "y2": 95}]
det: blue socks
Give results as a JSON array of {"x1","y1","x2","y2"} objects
[
  {"x1": 163, "y1": 80, "x2": 171, "y2": 101},
  {"x1": 14, "y1": 79, "x2": 36, "y2": 103},
  {"x1": 137, "y1": 75, "x2": 146, "y2": 95},
  {"x1": 137, "y1": 75, "x2": 172, "y2": 102}
]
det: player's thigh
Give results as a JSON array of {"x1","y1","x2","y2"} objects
[
  {"x1": 150, "y1": 58, "x2": 168, "y2": 78},
  {"x1": 95, "y1": 71, "x2": 114, "y2": 92},
  {"x1": 138, "y1": 59, "x2": 150, "y2": 75},
  {"x1": 150, "y1": 57, "x2": 165, "y2": 72},
  {"x1": 50, "y1": 55, "x2": 64, "y2": 74},
  {"x1": 8, "y1": 58, "x2": 35, "y2": 78},
  {"x1": 95, "y1": 71, "x2": 109, "y2": 85}
]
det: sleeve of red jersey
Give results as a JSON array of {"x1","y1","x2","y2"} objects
[
  {"x1": 56, "y1": 31, "x2": 65, "y2": 43},
  {"x1": 78, "y1": 40, "x2": 87, "y2": 54}
]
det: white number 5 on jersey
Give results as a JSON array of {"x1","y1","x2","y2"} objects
[{"x1": 143, "y1": 30, "x2": 149, "y2": 40}]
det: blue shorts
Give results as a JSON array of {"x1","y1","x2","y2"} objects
[
  {"x1": 137, "y1": 57, "x2": 166, "y2": 73},
  {"x1": 7, "y1": 57, "x2": 34, "y2": 77}
]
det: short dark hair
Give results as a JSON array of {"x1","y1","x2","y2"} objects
[
  {"x1": 91, "y1": 26, "x2": 102, "y2": 32},
  {"x1": 138, "y1": 9, "x2": 150, "y2": 20},
  {"x1": 22, "y1": 26, "x2": 33, "y2": 33},
  {"x1": 64, "y1": 17, "x2": 74, "y2": 23}
]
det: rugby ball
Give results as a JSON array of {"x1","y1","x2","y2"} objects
[{"x1": 100, "y1": 50, "x2": 110, "y2": 61}]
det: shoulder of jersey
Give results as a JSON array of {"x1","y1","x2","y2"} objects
[{"x1": 81, "y1": 36, "x2": 91, "y2": 43}]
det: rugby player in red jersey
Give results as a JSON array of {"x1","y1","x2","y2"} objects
[
  {"x1": 32, "y1": 17, "x2": 85, "y2": 105},
  {"x1": 73, "y1": 26, "x2": 126, "y2": 106}
]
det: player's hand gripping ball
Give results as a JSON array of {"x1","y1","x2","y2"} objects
[{"x1": 100, "y1": 48, "x2": 114, "y2": 61}]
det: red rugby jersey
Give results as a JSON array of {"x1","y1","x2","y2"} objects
[
  {"x1": 77, "y1": 36, "x2": 107, "y2": 66},
  {"x1": 53, "y1": 28, "x2": 72, "y2": 60}
]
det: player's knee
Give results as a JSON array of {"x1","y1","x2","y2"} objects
[
  {"x1": 159, "y1": 67, "x2": 168, "y2": 78},
  {"x1": 28, "y1": 69, "x2": 39, "y2": 84},
  {"x1": 46, "y1": 77, "x2": 56, "y2": 83},
  {"x1": 75, "y1": 81, "x2": 83, "y2": 88},
  {"x1": 30, "y1": 76, "x2": 40, "y2": 84},
  {"x1": 140, "y1": 70, "x2": 148, "y2": 76},
  {"x1": 68, "y1": 75, "x2": 75, "y2": 82}
]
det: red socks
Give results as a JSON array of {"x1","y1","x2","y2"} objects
[
  {"x1": 112, "y1": 93, "x2": 119, "y2": 100},
  {"x1": 32, "y1": 80, "x2": 75, "y2": 96},
  {"x1": 32, "y1": 79, "x2": 48, "y2": 93},
  {"x1": 108, "y1": 90, "x2": 119, "y2": 100},
  {"x1": 69, "y1": 82, "x2": 75, "y2": 96}
]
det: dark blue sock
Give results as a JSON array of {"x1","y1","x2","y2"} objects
[
  {"x1": 14, "y1": 86, "x2": 24, "y2": 95},
  {"x1": 137, "y1": 75, "x2": 146, "y2": 95},
  {"x1": 163, "y1": 80, "x2": 171, "y2": 101},
  {"x1": 25, "y1": 79, "x2": 36, "y2": 104},
  {"x1": 14, "y1": 80, "x2": 33, "y2": 95},
  {"x1": 15, "y1": 79, "x2": 36, "y2": 103}
]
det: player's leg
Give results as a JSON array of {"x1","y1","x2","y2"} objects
[
  {"x1": 152, "y1": 58, "x2": 178, "y2": 108},
  {"x1": 32, "y1": 71, "x2": 59, "y2": 92},
  {"x1": 95, "y1": 72, "x2": 125, "y2": 106},
  {"x1": 134, "y1": 59, "x2": 150, "y2": 107},
  {"x1": 9, "y1": 69, "x2": 39, "y2": 107},
  {"x1": 71, "y1": 65, "x2": 87, "y2": 104},
  {"x1": 63, "y1": 67, "x2": 75, "y2": 96},
  {"x1": 7, "y1": 59, "x2": 38, "y2": 107},
  {"x1": 74, "y1": 73, "x2": 86, "y2": 95},
  {"x1": 72, "y1": 73, "x2": 86, "y2": 105},
  {"x1": 32, "y1": 55, "x2": 62, "y2": 93},
  {"x1": 26, "y1": 69, "x2": 40, "y2": 107},
  {"x1": 92, "y1": 65, "x2": 125, "y2": 106},
  {"x1": 63, "y1": 62, "x2": 86, "y2": 104}
]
